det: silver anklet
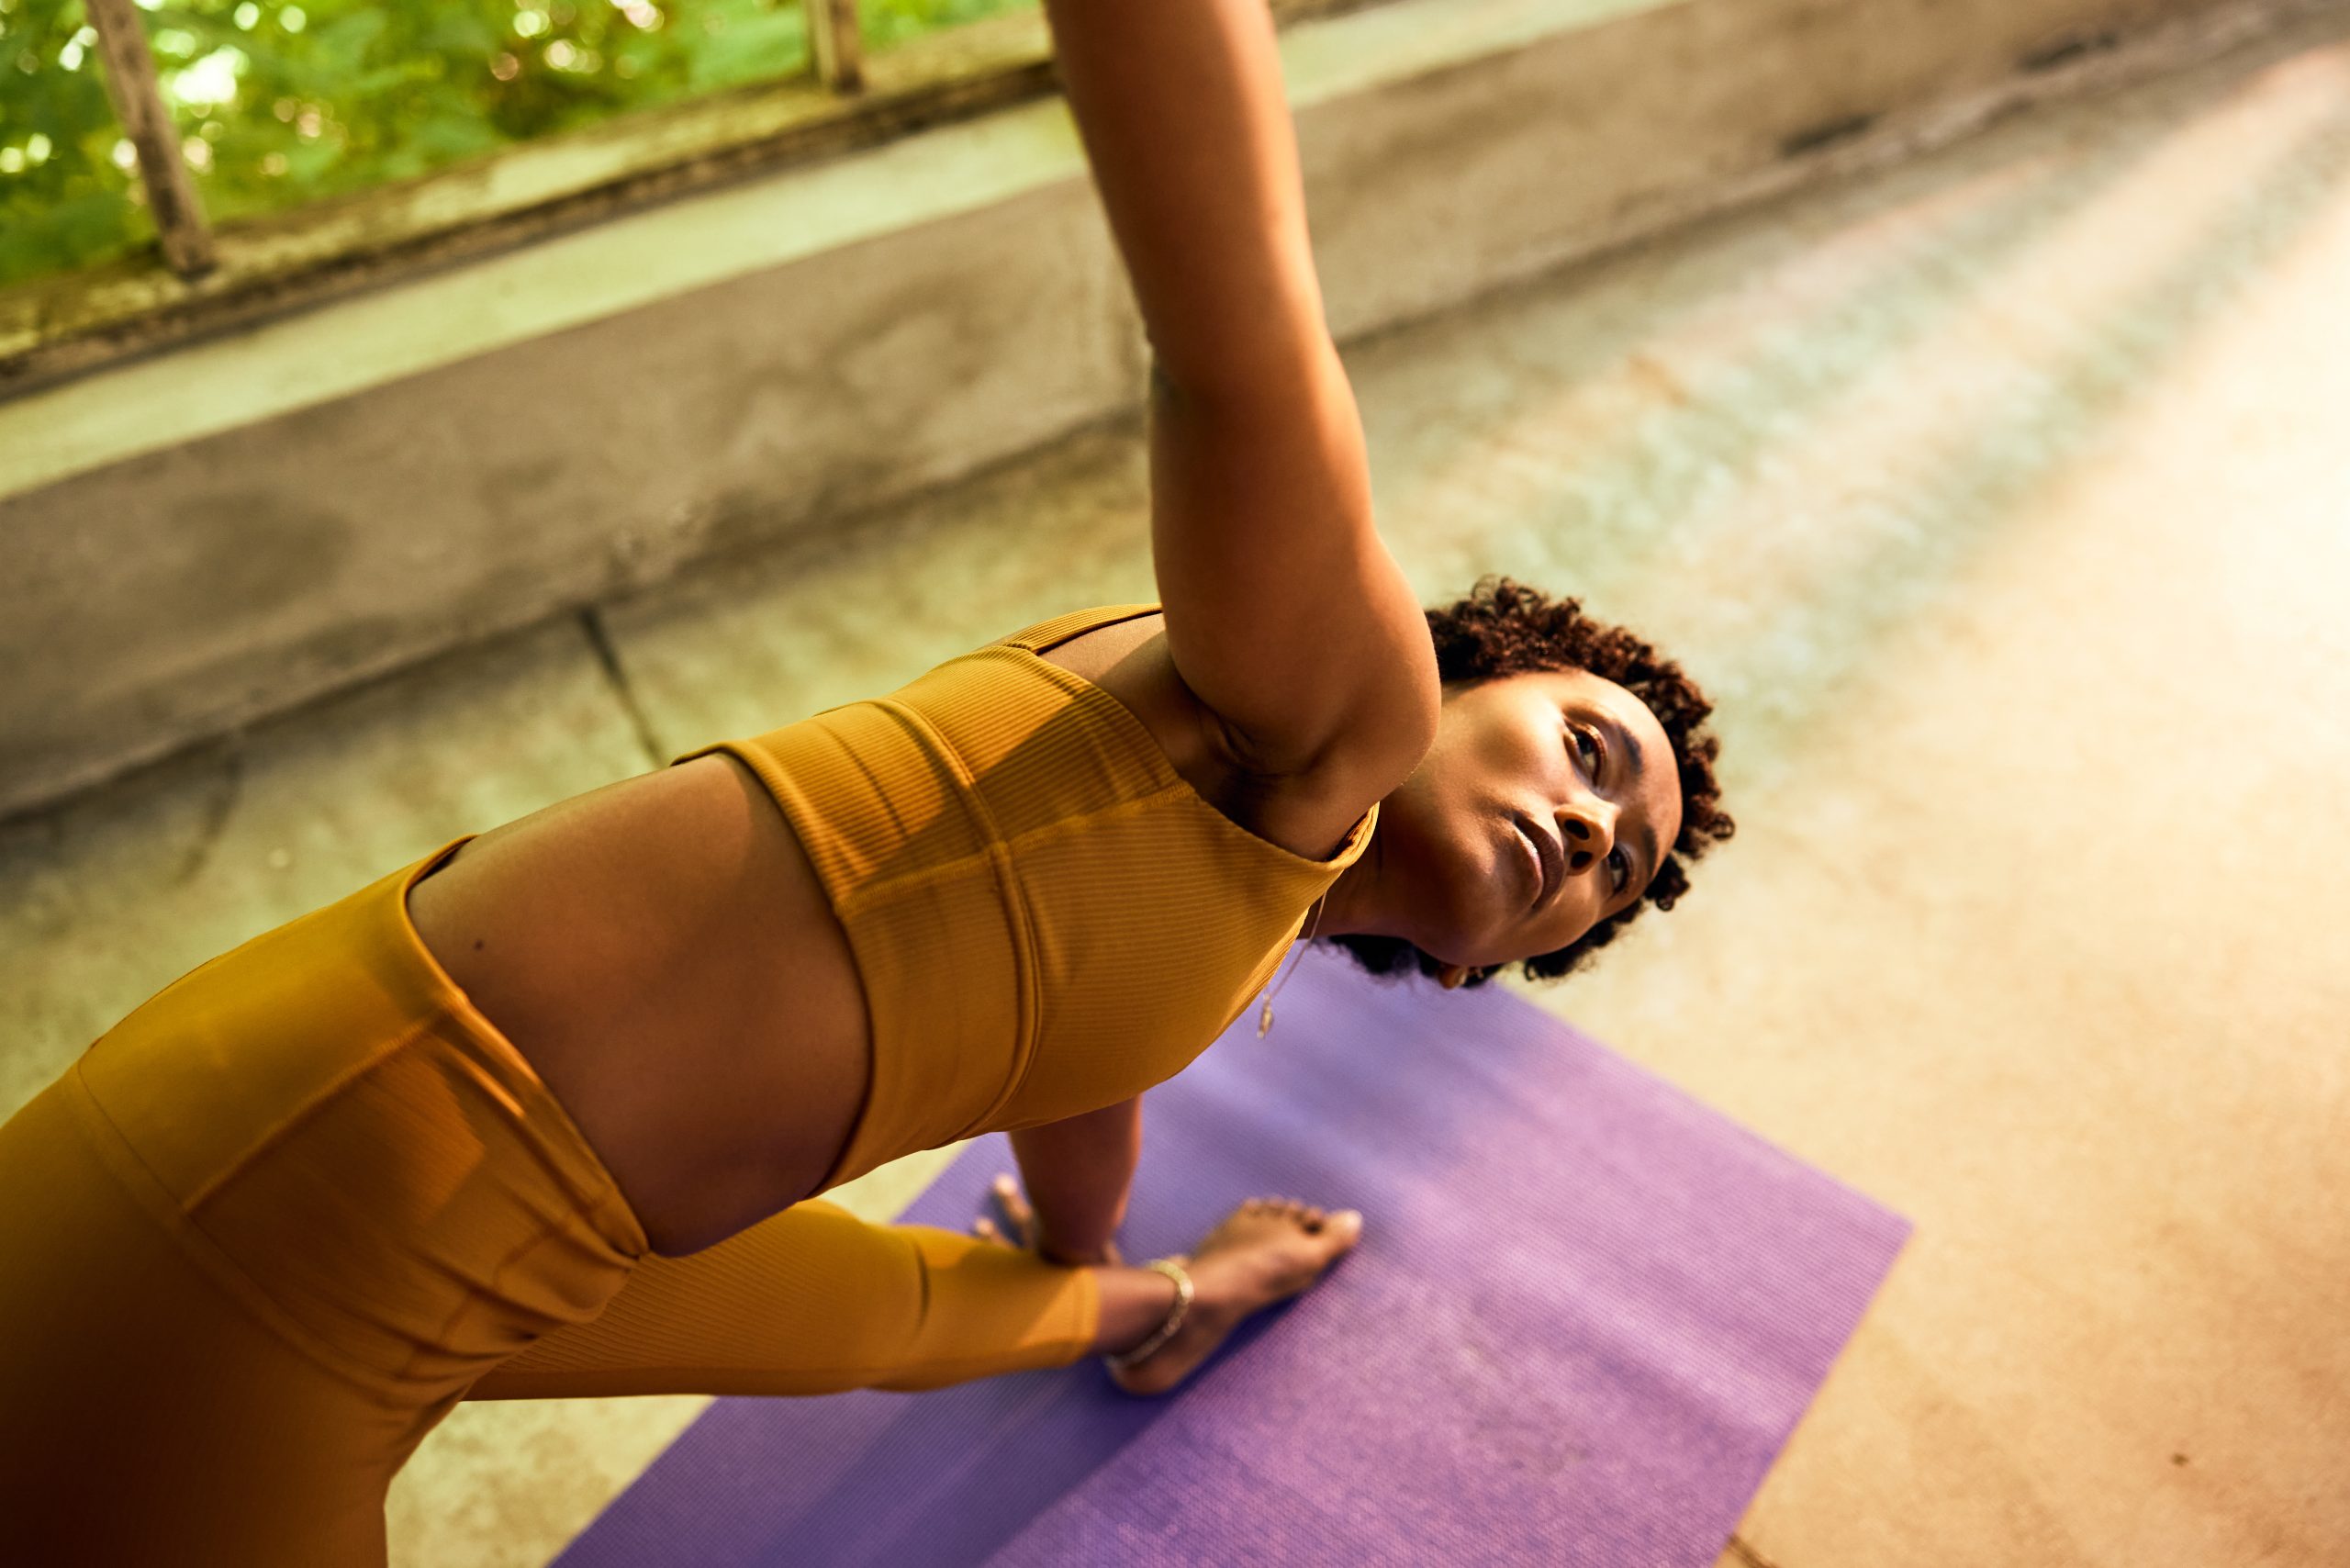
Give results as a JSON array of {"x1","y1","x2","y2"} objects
[{"x1": 1102, "y1": 1258, "x2": 1193, "y2": 1371}]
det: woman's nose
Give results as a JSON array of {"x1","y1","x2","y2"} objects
[{"x1": 1557, "y1": 805, "x2": 1614, "y2": 875}]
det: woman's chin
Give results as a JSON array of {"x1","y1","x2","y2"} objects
[{"x1": 1438, "y1": 934, "x2": 1516, "y2": 971}]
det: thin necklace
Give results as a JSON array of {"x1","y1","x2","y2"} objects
[{"x1": 1257, "y1": 892, "x2": 1328, "y2": 1038}]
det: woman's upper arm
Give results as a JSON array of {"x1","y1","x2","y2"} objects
[
  {"x1": 1147, "y1": 354, "x2": 1439, "y2": 788},
  {"x1": 1043, "y1": 0, "x2": 1441, "y2": 789}
]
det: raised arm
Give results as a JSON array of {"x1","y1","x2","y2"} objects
[{"x1": 1044, "y1": 0, "x2": 1440, "y2": 789}]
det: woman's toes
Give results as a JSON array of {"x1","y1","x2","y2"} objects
[{"x1": 1322, "y1": 1209, "x2": 1364, "y2": 1251}]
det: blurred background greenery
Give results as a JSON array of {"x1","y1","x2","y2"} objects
[{"x1": 0, "y1": 0, "x2": 1035, "y2": 288}]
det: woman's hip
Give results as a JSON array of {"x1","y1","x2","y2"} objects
[
  {"x1": 0, "y1": 1067, "x2": 420, "y2": 1564},
  {"x1": 20, "y1": 836, "x2": 650, "y2": 1406}
]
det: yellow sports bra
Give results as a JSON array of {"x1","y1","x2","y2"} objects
[{"x1": 669, "y1": 604, "x2": 1379, "y2": 1193}]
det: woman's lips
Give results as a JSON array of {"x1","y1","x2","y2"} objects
[{"x1": 1510, "y1": 813, "x2": 1562, "y2": 909}]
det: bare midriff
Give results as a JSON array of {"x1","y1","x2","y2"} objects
[{"x1": 404, "y1": 615, "x2": 1366, "y2": 1256}]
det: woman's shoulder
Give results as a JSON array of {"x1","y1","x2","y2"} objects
[{"x1": 1031, "y1": 610, "x2": 1385, "y2": 864}]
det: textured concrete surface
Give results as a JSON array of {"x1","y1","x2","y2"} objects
[
  {"x1": 0, "y1": 0, "x2": 2317, "y2": 824},
  {"x1": 6, "y1": 7, "x2": 2350, "y2": 1565}
]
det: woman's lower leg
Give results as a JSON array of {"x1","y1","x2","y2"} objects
[{"x1": 1091, "y1": 1264, "x2": 1185, "y2": 1356}]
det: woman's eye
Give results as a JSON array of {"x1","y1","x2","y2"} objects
[
  {"x1": 1607, "y1": 848, "x2": 1631, "y2": 894},
  {"x1": 1571, "y1": 727, "x2": 1602, "y2": 774}
]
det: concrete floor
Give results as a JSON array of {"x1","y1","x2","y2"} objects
[{"x1": 6, "y1": 8, "x2": 2350, "y2": 1563}]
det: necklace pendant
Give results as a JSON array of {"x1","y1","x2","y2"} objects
[{"x1": 1255, "y1": 895, "x2": 1324, "y2": 1041}]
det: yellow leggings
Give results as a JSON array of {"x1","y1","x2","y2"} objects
[{"x1": 0, "y1": 838, "x2": 1099, "y2": 1567}]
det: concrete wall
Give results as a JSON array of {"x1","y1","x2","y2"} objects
[{"x1": 0, "y1": 0, "x2": 2320, "y2": 818}]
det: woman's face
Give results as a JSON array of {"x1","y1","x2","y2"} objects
[{"x1": 1367, "y1": 669, "x2": 1684, "y2": 969}]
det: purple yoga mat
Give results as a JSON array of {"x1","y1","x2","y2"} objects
[{"x1": 555, "y1": 948, "x2": 1908, "y2": 1567}]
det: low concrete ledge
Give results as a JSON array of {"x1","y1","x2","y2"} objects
[{"x1": 0, "y1": 0, "x2": 2326, "y2": 820}]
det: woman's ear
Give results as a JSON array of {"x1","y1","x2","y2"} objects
[{"x1": 1438, "y1": 965, "x2": 1472, "y2": 991}]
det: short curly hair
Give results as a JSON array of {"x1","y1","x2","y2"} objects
[{"x1": 1325, "y1": 576, "x2": 1735, "y2": 988}]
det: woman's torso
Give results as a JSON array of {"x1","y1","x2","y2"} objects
[{"x1": 404, "y1": 611, "x2": 1377, "y2": 1254}]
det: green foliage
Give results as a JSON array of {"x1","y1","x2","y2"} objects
[
  {"x1": 0, "y1": 0, "x2": 1036, "y2": 288},
  {"x1": 859, "y1": 0, "x2": 1026, "y2": 50},
  {"x1": 0, "y1": 0, "x2": 150, "y2": 281}
]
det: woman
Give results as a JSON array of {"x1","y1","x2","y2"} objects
[{"x1": 0, "y1": 0, "x2": 1729, "y2": 1561}]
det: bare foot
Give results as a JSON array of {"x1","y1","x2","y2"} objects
[{"x1": 1107, "y1": 1197, "x2": 1363, "y2": 1396}]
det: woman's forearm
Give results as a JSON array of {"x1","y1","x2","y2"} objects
[
  {"x1": 1009, "y1": 1096, "x2": 1143, "y2": 1262},
  {"x1": 1042, "y1": 0, "x2": 1329, "y2": 398}
]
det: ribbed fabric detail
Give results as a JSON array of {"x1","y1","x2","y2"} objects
[
  {"x1": 671, "y1": 604, "x2": 1378, "y2": 1193},
  {"x1": 469, "y1": 1199, "x2": 1100, "y2": 1400}
]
